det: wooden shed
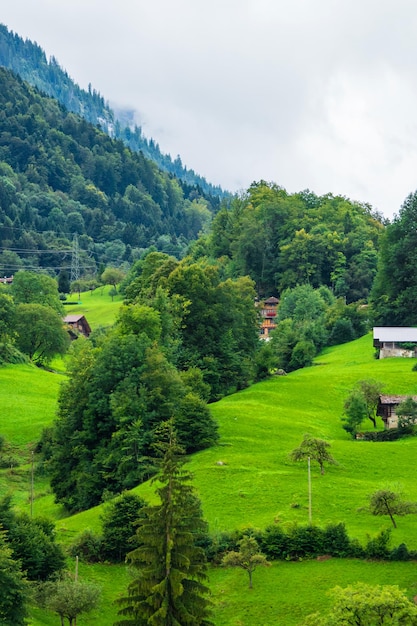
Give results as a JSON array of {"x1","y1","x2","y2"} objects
[
  {"x1": 63, "y1": 314, "x2": 91, "y2": 339},
  {"x1": 377, "y1": 395, "x2": 417, "y2": 429}
]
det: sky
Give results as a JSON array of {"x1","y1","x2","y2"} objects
[{"x1": 3, "y1": 1, "x2": 417, "y2": 219}]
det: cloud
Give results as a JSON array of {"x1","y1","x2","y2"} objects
[{"x1": 3, "y1": 0, "x2": 417, "y2": 216}]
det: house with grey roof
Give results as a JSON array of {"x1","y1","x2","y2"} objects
[{"x1": 373, "y1": 327, "x2": 417, "y2": 359}]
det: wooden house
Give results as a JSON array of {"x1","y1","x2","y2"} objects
[
  {"x1": 63, "y1": 314, "x2": 91, "y2": 339},
  {"x1": 0, "y1": 275, "x2": 13, "y2": 284},
  {"x1": 258, "y1": 296, "x2": 279, "y2": 339},
  {"x1": 373, "y1": 327, "x2": 417, "y2": 358},
  {"x1": 377, "y1": 395, "x2": 417, "y2": 429}
]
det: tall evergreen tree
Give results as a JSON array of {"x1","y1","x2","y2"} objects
[{"x1": 116, "y1": 422, "x2": 213, "y2": 626}]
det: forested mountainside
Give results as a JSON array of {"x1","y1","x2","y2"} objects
[
  {"x1": 0, "y1": 23, "x2": 226, "y2": 198},
  {"x1": 0, "y1": 67, "x2": 219, "y2": 274}
]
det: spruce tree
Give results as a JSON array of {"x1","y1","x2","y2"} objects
[{"x1": 115, "y1": 422, "x2": 213, "y2": 626}]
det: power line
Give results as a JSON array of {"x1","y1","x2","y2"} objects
[{"x1": 0, "y1": 247, "x2": 72, "y2": 255}]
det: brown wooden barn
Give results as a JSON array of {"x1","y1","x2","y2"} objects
[{"x1": 63, "y1": 314, "x2": 91, "y2": 339}]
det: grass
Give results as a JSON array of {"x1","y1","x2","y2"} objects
[
  {"x1": 209, "y1": 559, "x2": 417, "y2": 625},
  {"x1": 26, "y1": 559, "x2": 417, "y2": 625},
  {"x1": 63, "y1": 286, "x2": 123, "y2": 329},
  {"x1": 165, "y1": 334, "x2": 417, "y2": 549},
  {"x1": 0, "y1": 363, "x2": 62, "y2": 447},
  {"x1": 4, "y1": 331, "x2": 417, "y2": 623}
]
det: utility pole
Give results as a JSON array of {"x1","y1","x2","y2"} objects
[
  {"x1": 30, "y1": 450, "x2": 34, "y2": 518},
  {"x1": 308, "y1": 456, "x2": 312, "y2": 524}
]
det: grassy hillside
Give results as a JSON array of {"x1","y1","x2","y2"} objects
[
  {"x1": 63, "y1": 287, "x2": 123, "y2": 329},
  {"x1": 154, "y1": 333, "x2": 417, "y2": 546},
  {"x1": 3, "y1": 332, "x2": 417, "y2": 624}
]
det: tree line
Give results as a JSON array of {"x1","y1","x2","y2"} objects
[{"x1": 205, "y1": 180, "x2": 384, "y2": 301}]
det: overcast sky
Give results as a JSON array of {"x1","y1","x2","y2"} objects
[{"x1": 3, "y1": 1, "x2": 417, "y2": 219}]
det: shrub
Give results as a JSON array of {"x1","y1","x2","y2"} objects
[
  {"x1": 322, "y1": 523, "x2": 356, "y2": 558},
  {"x1": 260, "y1": 525, "x2": 288, "y2": 560},
  {"x1": 285, "y1": 524, "x2": 326, "y2": 559},
  {"x1": 205, "y1": 530, "x2": 243, "y2": 564},
  {"x1": 390, "y1": 542, "x2": 410, "y2": 561},
  {"x1": 68, "y1": 530, "x2": 103, "y2": 564},
  {"x1": 289, "y1": 340, "x2": 316, "y2": 370},
  {"x1": 361, "y1": 427, "x2": 413, "y2": 441},
  {"x1": 0, "y1": 342, "x2": 27, "y2": 365},
  {"x1": 365, "y1": 528, "x2": 391, "y2": 560}
]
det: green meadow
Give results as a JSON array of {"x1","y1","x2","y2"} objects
[
  {"x1": 63, "y1": 286, "x2": 124, "y2": 329},
  {"x1": 3, "y1": 330, "x2": 417, "y2": 624}
]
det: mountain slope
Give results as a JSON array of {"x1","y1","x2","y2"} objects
[
  {"x1": 0, "y1": 66, "x2": 215, "y2": 274},
  {"x1": 0, "y1": 23, "x2": 227, "y2": 199}
]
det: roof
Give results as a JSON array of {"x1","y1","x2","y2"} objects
[
  {"x1": 379, "y1": 395, "x2": 417, "y2": 405},
  {"x1": 264, "y1": 296, "x2": 279, "y2": 305},
  {"x1": 64, "y1": 314, "x2": 86, "y2": 323},
  {"x1": 63, "y1": 314, "x2": 91, "y2": 336},
  {"x1": 373, "y1": 327, "x2": 417, "y2": 342}
]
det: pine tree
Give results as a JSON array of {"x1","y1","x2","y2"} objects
[{"x1": 115, "y1": 422, "x2": 213, "y2": 625}]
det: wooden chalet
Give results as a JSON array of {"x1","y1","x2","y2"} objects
[
  {"x1": 377, "y1": 395, "x2": 417, "y2": 429},
  {"x1": 258, "y1": 296, "x2": 279, "y2": 339},
  {"x1": 63, "y1": 314, "x2": 91, "y2": 339}
]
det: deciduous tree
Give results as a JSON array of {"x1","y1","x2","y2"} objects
[
  {"x1": 14, "y1": 302, "x2": 70, "y2": 364},
  {"x1": 396, "y1": 397, "x2": 417, "y2": 429},
  {"x1": 343, "y1": 379, "x2": 384, "y2": 433},
  {"x1": 290, "y1": 434, "x2": 337, "y2": 475},
  {"x1": 100, "y1": 492, "x2": 146, "y2": 563},
  {"x1": 0, "y1": 529, "x2": 28, "y2": 626},
  {"x1": 222, "y1": 536, "x2": 270, "y2": 589},
  {"x1": 37, "y1": 576, "x2": 101, "y2": 626},
  {"x1": 342, "y1": 389, "x2": 368, "y2": 438},
  {"x1": 367, "y1": 489, "x2": 417, "y2": 528},
  {"x1": 301, "y1": 583, "x2": 417, "y2": 625},
  {"x1": 101, "y1": 266, "x2": 125, "y2": 292},
  {"x1": 11, "y1": 270, "x2": 64, "y2": 315}
]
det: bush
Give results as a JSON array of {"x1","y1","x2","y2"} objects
[
  {"x1": 285, "y1": 524, "x2": 326, "y2": 559},
  {"x1": 289, "y1": 340, "x2": 316, "y2": 370},
  {"x1": 68, "y1": 530, "x2": 103, "y2": 563},
  {"x1": 390, "y1": 542, "x2": 410, "y2": 561},
  {"x1": 10, "y1": 516, "x2": 66, "y2": 579},
  {"x1": 0, "y1": 342, "x2": 27, "y2": 365},
  {"x1": 261, "y1": 523, "x2": 362, "y2": 560},
  {"x1": 209, "y1": 523, "x2": 415, "y2": 565},
  {"x1": 204, "y1": 530, "x2": 243, "y2": 564},
  {"x1": 261, "y1": 525, "x2": 289, "y2": 559},
  {"x1": 361, "y1": 427, "x2": 413, "y2": 441},
  {"x1": 365, "y1": 528, "x2": 391, "y2": 560},
  {"x1": 322, "y1": 523, "x2": 357, "y2": 558}
]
